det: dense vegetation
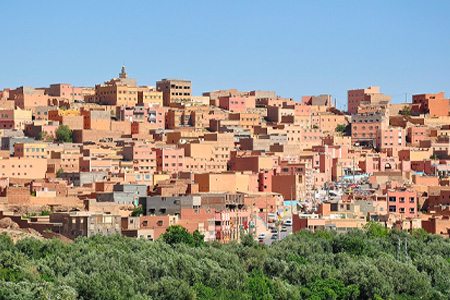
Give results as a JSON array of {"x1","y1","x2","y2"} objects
[{"x1": 0, "y1": 223, "x2": 449, "y2": 300}]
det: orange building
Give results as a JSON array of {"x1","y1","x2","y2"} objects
[
  {"x1": 412, "y1": 92, "x2": 449, "y2": 117},
  {"x1": 8, "y1": 86, "x2": 48, "y2": 109}
]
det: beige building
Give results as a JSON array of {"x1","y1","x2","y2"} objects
[
  {"x1": 0, "y1": 157, "x2": 48, "y2": 179},
  {"x1": 50, "y1": 212, "x2": 122, "y2": 239},
  {"x1": 156, "y1": 78, "x2": 192, "y2": 106},
  {"x1": 14, "y1": 142, "x2": 48, "y2": 159}
]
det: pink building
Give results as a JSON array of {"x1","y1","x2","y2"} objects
[
  {"x1": 407, "y1": 126, "x2": 428, "y2": 147},
  {"x1": 123, "y1": 144, "x2": 157, "y2": 174},
  {"x1": 218, "y1": 96, "x2": 255, "y2": 112},
  {"x1": 387, "y1": 188, "x2": 418, "y2": 217},
  {"x1": 376, "y1": 128, "x2": 405, "y2": 150},
  {"x1": 116, "y1": 104, "x2": 165, "y2": 130},
  {"x1": 0, "y1": 110, "x2": 14, "y2": 129},
  {"x1": 48, "y1": 84, "x2": 83, "y2": 101},
  {"x1": 155, "y1": 148, "x2": 185, "y2": 174},
  {"x1": 258, "y1": 169, "x2": 275, "y2": 192},
  {"x1": 214, "y1": 210, "x2": 250, "y2": 243}
]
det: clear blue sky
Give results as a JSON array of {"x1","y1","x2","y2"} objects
[{"x1": 1, "y1": 1, "x2": 449, "y2": 109}]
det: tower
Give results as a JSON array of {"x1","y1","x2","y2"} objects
[{"x1": 119, "y1": 65, "x2": 128, "y2": 79}]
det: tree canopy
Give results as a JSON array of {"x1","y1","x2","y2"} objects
[
  {"x1": 55, "y1": 125, "x2": 72, "y2": 143},
  {"x1": 160, "y1": 225, "x2": 205, "y2": 247},
  {"x1": 0, "y1": 227, "x2": 449, "y2": 299}
]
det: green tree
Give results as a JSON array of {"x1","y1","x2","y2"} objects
[
  {"x1": 160, "y1": 225, "x2": 195, "y2": 246},
  {"x1": 56, "y1": 168, "x2": 64, "y2": 177},
  {"x1": 402, "y1": 106, "x2": 411, "y2": 116},
  {"x1": 364, "y1": 221, "x2": 388, "y2": 238},
  {"x1": 38, "y1": 131, "x2": 54, "y2": 141},
  {"x1": 37, "y1": 131, "x2": 44, "y2": 141},
  {"x1": 300, "y1": 277, "x2": 359, "y2": 300},
  {"x1": 192, "y1": 230, "x2": 205, "y2": 247},
  {"x1": 130, "y1": 205, "x2": 144, "y2": 217},
  {"x1": 40, "y1": 210, "x2": 51, "y2": 216},
  {"x1": 245, "y1": 269, "x2": 275, "y2": 300},
  {"x1": 411, "y1": 228, "x2": 428, "y2": 240},
  {"x1": 55, "y1": 125, "x2": 72, "y2": 143},
  {"x1": 336, "y1": 124, "x2": 347, "y2": 133}
]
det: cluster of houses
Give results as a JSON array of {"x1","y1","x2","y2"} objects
[{"x1": 0, "y1": 66, "x2": 450, "y2": 241}]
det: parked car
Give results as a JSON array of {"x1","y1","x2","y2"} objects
[
  {"x1": 283, "y1": 219, "x2": 293, "y2": 226},
  {"x1": 271, "y1": 234, "x2": 278, "y2": 240},
  {"x1": 258, "y1": 233, "x2": 266, "y2": 239},
  {"x1": 281, "y1": 226, "x2": 287, "y2": 232},
  {"x1": 258, "y1": 239, "x2": 265, "y2": 244},
  {"x1": 270, "y1": 227, "x2": 278, "y2": 233}
]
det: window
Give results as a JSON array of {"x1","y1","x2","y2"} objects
[
  {"x1": 409, "y1": 197, "x2": 415, "y2": 203},
  {"x1": 389, "y1": 205, "x2": 397, "y2": 212},
  {"x1": 399, "y1": 197, "x2": 405, "y2": 203}
]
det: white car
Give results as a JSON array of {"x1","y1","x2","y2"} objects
[{"x1": 258, "y1": 233, "x2": 266, "y2": 239}]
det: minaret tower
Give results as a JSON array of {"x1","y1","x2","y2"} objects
[{"x1": 119, "y1": 65, "x2": 128, "y2": 79}]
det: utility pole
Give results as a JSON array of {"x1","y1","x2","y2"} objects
[
  {"x1": 326, "y1": 181, "x2": 330, "y2": 201},
  {"x1": 265, "y1": 197, "x2": 268, "y2": 227},
  {"x1": 352, "y1": 156, "x2": 356, "y2": 184},
  {"x1": 290, "y1": 184, "x2": 294, "y2": 216},
  {"x1": 313, "y1": 184, "x2": 316, "y2": 207},
  {"x1": 404, "y1": 238, "x2": 408, "y2": 263},
  {"x1": 237, "y1": 210, "x2": 240, "y2": 242},
  {"x1": 252, "y1": 198, "x2": 255, "y2": 237}
]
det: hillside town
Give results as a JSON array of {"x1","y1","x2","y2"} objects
[{"x1": 1, "y1": 66, "x2": 450, "y2": 242}]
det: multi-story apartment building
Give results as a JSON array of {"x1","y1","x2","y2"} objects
[
  {"x1": 407, "y1": 126, "x2": 428, "y2": 147},
  {"x1": 50, "y1": 212, "x2": 121, "y2": 239},
  {"x1": 122, "y1": 143, "x2": 157, "y2": 174},
  {"x1": 116, "y1": 104, "x2": 165, "y2": 130},
  {"x1": 412, "y1": 92, "x2": 449, "y2": 117},
  {"x1": 47, "y1": 83, "x2": 84, "y2": 102},
  {"x1": 8, "y1": 86, "x2": 48, "y2": 110},
  {"x1": 218, "y1": 95, "x2": 255, "y2": 112},
  {"x1": 155, "y1": 148, "x2": 185, "y2": 174},
  {"x1": 351, "y1": 109, "x2": 387, "y2": 147},
  {"x1": 137, "y1": 89, "x2": 163, "y2": 107},
  {"x1": 0, "y1": 157, "x2": 48, "y2": 179},
  {"x1": 376, "y1": 128, "x2": 405, "y2": 151},
  {"x1": 156, "y1": 78, "x2": 191, "y2": 107},
  {"x1": 387, "y1": 188, "x2": 418, "y2": 217},
  {"x1": 13, "y1": 142, "x2": 47, "y2": 159},
  {"x1": 347, "y1": 86, "x2": 390, "y2": 114}
]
